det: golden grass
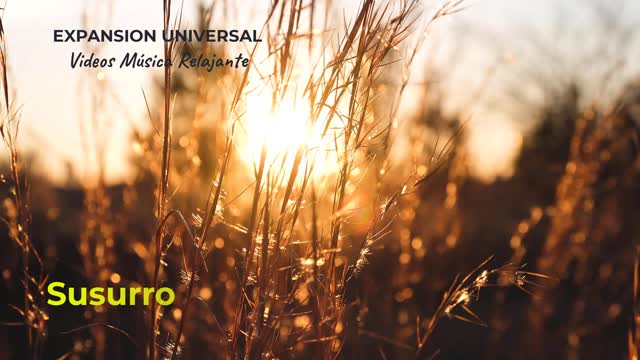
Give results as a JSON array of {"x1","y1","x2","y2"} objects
[{"x1": 3, "y1": 0, "x2": 638, "y2": 359}]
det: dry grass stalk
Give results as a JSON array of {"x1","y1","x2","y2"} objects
[{"x1": 0, "y1": 13, "x2": 48, "y2": 360}]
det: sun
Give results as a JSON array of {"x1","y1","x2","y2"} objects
[
  {"x1": 239, "y1": 91, "x2": 337, "y2": 183},
  {"x1": 243, "y1": 92, "x2": 310, "y2": 164}
]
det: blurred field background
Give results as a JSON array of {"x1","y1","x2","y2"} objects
[{"x1": 1, "y1": 0, "x2": 640, "y2": 359}]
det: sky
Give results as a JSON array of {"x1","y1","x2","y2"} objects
[{"x1": 1, "y1": 0, "x2": 638, "y2": 184}]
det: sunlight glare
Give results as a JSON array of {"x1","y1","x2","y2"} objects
[{"x1": 240, "y1": 91, "x2": 337, "y2": 183}]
